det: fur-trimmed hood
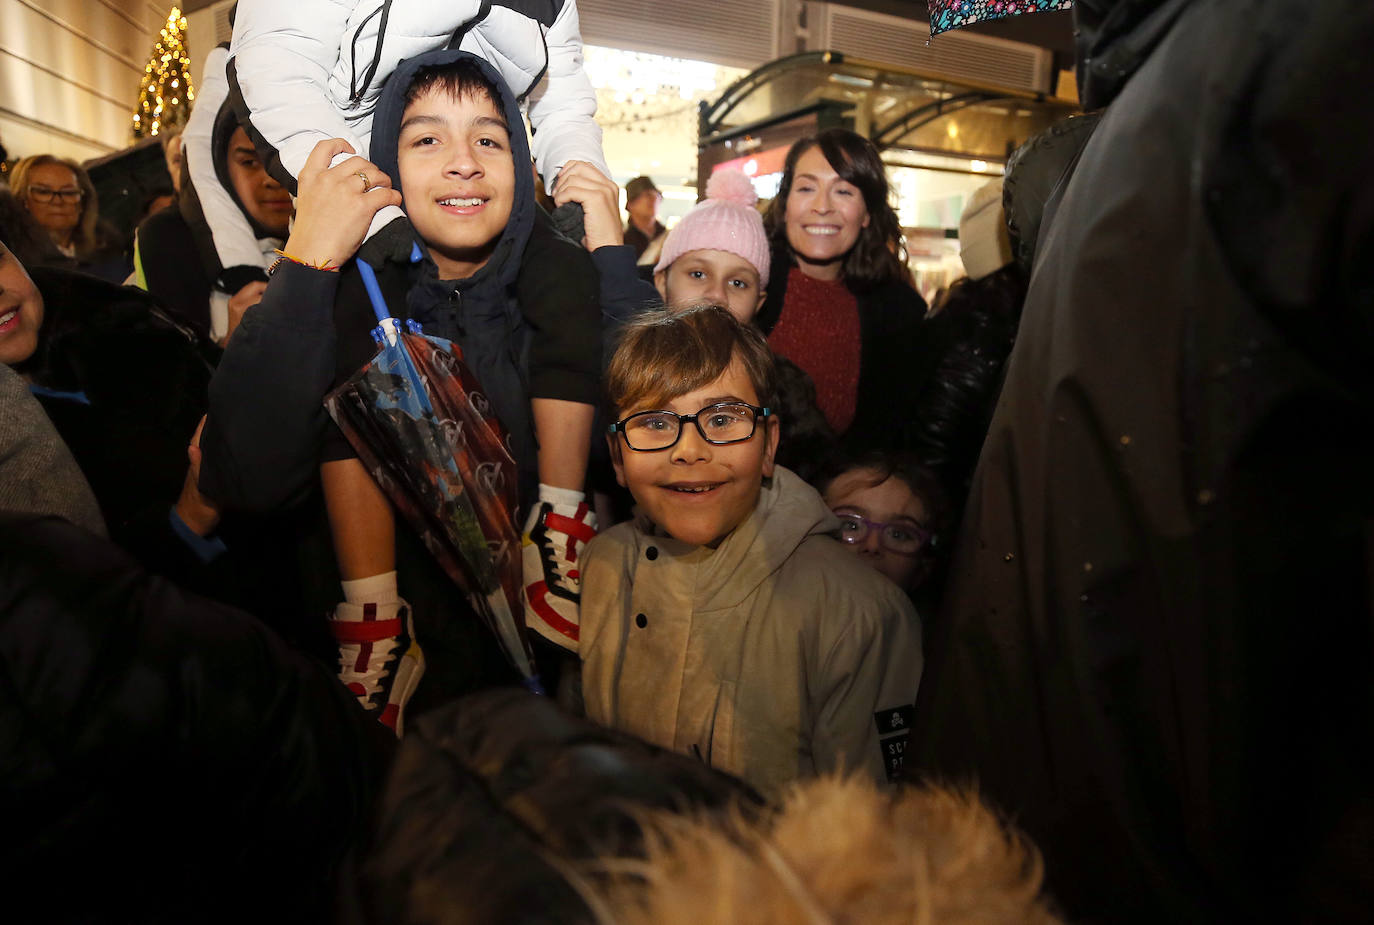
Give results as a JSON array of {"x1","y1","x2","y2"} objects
[
  {"x1": 577, "y1": 775, "x2": 1064, "y2": 925},
  {"x1": 359, "y1": 691, "x2": 1061, "y2": 924}
]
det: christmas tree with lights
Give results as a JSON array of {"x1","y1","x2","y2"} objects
[{"x1": 132, "y1": 6, "x2": 195, "y2": 139}]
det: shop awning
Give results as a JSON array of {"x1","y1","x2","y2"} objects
[{"x1": 699, "y1": 50, "x2": 1079, "y2": 171}]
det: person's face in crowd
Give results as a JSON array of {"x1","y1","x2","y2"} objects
[
  {"x1": 626, "y1": 190, "x2": 661, "y2": 228},
  {"x1": 783, "y1": 146, "x2": 870, "y2": 281},
  {"x1": 823, "y1": 467, "x2": 930, "y2": 591},
  {"x1": 655, "y1": 249, "x2": 766, "y2": 322},
  {"x1": 397, "y1": 85, "x2": 515, "y2": 280},
  {"x1": 226, "y1": 127, "x2": 292, "y2": 237},
  {"x1": 24, "y1": 162, "x2": 83, "y2": 244},
  {"x1": 610, "y1": 355, "x2": 779, "y2": 548},
  {"x1": 0, "y1": 242, "x2": 45, "y2": 367}
]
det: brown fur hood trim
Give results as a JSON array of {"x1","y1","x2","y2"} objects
[{"x1": 574, "y1": 775, "x2": 1063, "y2": 925}]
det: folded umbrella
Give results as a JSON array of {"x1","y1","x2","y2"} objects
[{"x1": 325, "y1": 254, "x2": 543, "y2": 692}]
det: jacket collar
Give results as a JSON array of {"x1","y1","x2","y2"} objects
[
  {"x1": 634, "y1": 467, "x2": 842, "y2": 611},
  {"x1": 1074, "y1": 0, "x2": 1195, "y2": 109}
]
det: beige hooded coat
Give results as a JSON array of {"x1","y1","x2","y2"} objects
[{"x1": 578, "y1": 467, "x2": 924, "y2": 799}]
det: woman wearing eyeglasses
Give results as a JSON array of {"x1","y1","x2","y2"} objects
[
  {"x1": 8, "y1": 156, "x2": 96, "y2": 260},
  {"x1": 10, "y1": 156, "x2": 131, "y2": 283}
]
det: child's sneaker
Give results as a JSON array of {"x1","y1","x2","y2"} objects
[
  {"x1": 329, "y1": 599, "x2": 424, "y2": 736},
  {"x1": 522, "y1": 500, "x2": 597, "y2": 650}
]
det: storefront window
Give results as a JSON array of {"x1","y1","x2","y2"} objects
[{"x1": 584, "y1": 46, "x2": 747, "y2": 228}]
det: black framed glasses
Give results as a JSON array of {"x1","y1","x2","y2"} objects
[
  {"x1": 833, "y1": 510, "x2": 932, "y2": 556},
  {"x1": 27, "y1": 185, "x2": 84, "y2": 204},
  {"x1": 609, "y1": 402, "x2": 771, "y2": 452}
]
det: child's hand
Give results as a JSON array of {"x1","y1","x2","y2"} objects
[
  {"x1": 222, "y1": 280, "x2": 267, "y2": 347},
  {"x1": 552, "y1": 160, "x2": 624, "y2": 253},
  {"x1": 283, "y1": 138, "x2": 403, "y2": 269}
]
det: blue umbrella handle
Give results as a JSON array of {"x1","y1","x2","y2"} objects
[
  {"x1": 358, "y1": 247, "x2": 426, "y2": 344},
  {"x1": 356, "y1": 259, "x2": 390, "y2": 326},
  {"x1": 357, "y1": 258, "x2": 401, "y2": 346}
]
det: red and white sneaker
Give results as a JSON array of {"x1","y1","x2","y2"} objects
[
  {"x1": 522, "y1": 500, "x2": 597, "y2": 651},
  {"x1": 328, "y1": 599, "x2": 424, "y2": 736}
]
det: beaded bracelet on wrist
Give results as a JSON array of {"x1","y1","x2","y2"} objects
[{"x1": 270, "y1": 249, "x2": 340, "y2": 275}]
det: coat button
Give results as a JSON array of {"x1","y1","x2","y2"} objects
[
  {"x1": 635, "y1": 613, "x2": 648, "y2": 628},
  {"x1": 645, "y1": 546, "x2": 658, "y2": 561}
]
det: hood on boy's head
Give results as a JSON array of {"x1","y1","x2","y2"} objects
[
  {"x1": 369, "y1": 49, "x2": 535, "y2": 286},
  {"x1": 209, "y1": 98, "x2": 280, "y2": 240}
]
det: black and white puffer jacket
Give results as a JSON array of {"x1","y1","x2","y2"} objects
[{"x1": 227, "y1": 0, "x2": 607, "y2": 237}]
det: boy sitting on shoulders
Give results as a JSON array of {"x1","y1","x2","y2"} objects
[{"x1": 574, "y1": 305, "x2": 923, "y2": 799}]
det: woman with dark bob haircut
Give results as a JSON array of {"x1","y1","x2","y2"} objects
[{"x1": 758, "y1": 129, "x2": 935, "y2": 452}]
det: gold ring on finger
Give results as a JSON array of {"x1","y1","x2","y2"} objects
[{"x1": 357, "y1": 171, "x2": 370, "y2": 193}]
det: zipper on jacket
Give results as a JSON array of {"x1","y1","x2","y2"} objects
[
  {"x1": 348, "y1": 1, "x2": 393, "y2": 109},
  {"x1": 448, "y1": 286, "x2": 465, "y2": 338}
]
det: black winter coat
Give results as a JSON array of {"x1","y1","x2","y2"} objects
[
  {"x1": 909, "y1": 0, "x2": 1374, "y2": 920},
  {"x1": 755, "y1": 254, "x2": 932, "y2": 453},
  {"x1": 0, "y1": 514, "x2": 391, "y2": 923},
  {"x1": 908, "y1": 265, "x2": 1027, "y2": 506},
  {"x1": 16, "y1": 268, "x2": 323, "y2": 652},
  {"x1": 19, "y1": 267, "x2": 213, "y2": 544},
  {"x1": 136, "y1": 204, "x2": 219, "y2": 340}
]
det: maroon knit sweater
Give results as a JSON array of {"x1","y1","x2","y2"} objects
[{"x1": 767, "y1": 266, "x2": 861, "y2": 435}]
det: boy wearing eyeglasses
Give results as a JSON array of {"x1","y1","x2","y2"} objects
[{"x1": 570, "y1": 304, "x2": 923, "y2": 800}]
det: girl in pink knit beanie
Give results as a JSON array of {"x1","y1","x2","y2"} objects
[{"x1": 653, "y1": 169, "x2": 771, "y2": 321}]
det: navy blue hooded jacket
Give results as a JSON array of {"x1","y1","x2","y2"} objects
[{"x1": 200, "y1": 49, "x2": 601, "y2": 511}]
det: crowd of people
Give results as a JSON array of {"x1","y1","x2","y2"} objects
[{"x1": 3, "y1": 0, "x2": 1372, "y2": 920}]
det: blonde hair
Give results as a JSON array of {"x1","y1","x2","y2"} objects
[
  {"x1": 606, "y1": 304, "x2": 778, "y2": 415},
  {"x1": 577, "y1": 776, "x2": 1064, "y2": 925},
  {"x1": 9, "y1": 155, "x2": 100, "y2": 257}
]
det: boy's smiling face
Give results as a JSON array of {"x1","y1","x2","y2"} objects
[
  {"x1": 655, "y1": 248, "x2": 766, "y2": 322},
  {"x1": 397, "y1": 84, "x2": 515, "y2": 279},
  {"x1": 610, "y1": 354, "x2": 779, "y2": 547}
]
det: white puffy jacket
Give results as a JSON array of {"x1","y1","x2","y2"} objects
[
  {"x1": 229, "y1": 0, "x2": 608, "y2": 235},
  {"x1": 183, "y1": 45, "x2": 267, "y2": 279}
]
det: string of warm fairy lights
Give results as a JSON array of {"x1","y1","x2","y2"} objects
[{"x1": 132, "y1": 6, "x2": 195, "y2": 139}]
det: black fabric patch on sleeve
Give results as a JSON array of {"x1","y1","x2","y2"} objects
[
  {"x1": 879, "y1": 731, "x2": 907, "y2": 783},
  {"x1": 874, "y1": 705, "x2": 914, "y2": 737},
  {"x1": 874, "y1": 705, "x2": 914, "y2": 783}
]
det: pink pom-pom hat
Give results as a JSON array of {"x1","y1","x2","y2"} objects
[{"x1": 653, "y1": 169, "x2": 771, "y2": 287}]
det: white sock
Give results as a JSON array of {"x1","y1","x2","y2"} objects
[
  {"x1": 538, "y1": 483, "x2": 585, "y2": 509},
  {"x1": 341, "y1": 570, "x2": 399, "y2": 605}
]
